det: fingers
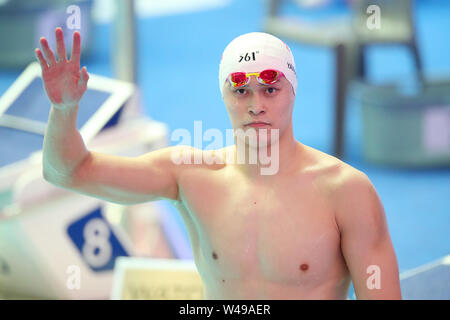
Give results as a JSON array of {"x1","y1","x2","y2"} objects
[
  {"x1": 35, "y1": 48, "x2": 48, "y2": 71},
  {"x1": 70, "y1": 31, "x2": 81, "y2": 65},
  {"x1": 79, "y1": 66, "x2": 89, "y2": 87},
  {"x1": 55, "y1": 27, "x2": 67, "y2": 62},
  {"x1": 39, "y1": 37, "x2": 57, "y2": 66}
]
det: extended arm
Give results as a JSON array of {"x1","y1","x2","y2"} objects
[{"x1": 38, "y1": 28, "x2": 184, "y2": 205}]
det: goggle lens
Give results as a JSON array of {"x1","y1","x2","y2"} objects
[
  {"x1": 228, "y1": 69, "x2": 282, "y2": 88},
  {"x1": 259, "y1": 69, "x2": 279, "y2": 84},
  {"x1": 230, "y1": 72, "x2": 248, "y2": 86}
]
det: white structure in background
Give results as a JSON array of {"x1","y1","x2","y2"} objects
[
  {"x1": 0, "y1": 62, "x2": 181, "y2": 299},
  {"x1": 294, "y1": 0, "x2": 331, "y2": 9},
  {"x1": 93, "y1": 0, "x2": 231, "y2": 23},
  {"x1": 111, "y1": 257, "x2": 203, "y2": 300}
]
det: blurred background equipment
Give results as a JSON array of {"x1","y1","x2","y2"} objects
[
  {"x1": 294, "y1": 0, "x2": 331, "y2": 8},
  {"x1": 0, "y1": 0, "x2": 94, "y2": 68},
  {"x1": 112, "y1": 0, "x2": 136, "y2": 83},
  {"x1": 0, "y1": 62, "x2": 188, "y2": 299},
  {"x1": 354, "y1": 77, "x2": 450, "y2": 167},
  {"x1": 0, "y1": 0, "x2": 197, "y2": 299},
  {"x1": 400, "y1": 254, "x2": 450, "y2": 299},
  {"x1": 111, "y1": 257, "x2": 204, "y2": 300},
  {"x1": 351, "y1": 0, "x2": 423, "y2": 81},
  {"x1": 264, "y1": 0, "x2": 423, "y2": 159}
]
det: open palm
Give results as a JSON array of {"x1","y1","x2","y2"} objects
[{"x1": 35, "y1": 28, "x2": 89, "y2": 108}]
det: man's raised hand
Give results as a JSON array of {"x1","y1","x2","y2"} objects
[{"x1": 35, "y1": 27, "x2": 89, "y2": 110}]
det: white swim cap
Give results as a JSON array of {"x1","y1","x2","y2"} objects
[{"x1": 219, "y1": 32, "x2": 297, "y2": 97}]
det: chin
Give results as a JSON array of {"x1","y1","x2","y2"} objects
[{"x1": 236, "y1": 127, "x2": 280, "y2": 149}]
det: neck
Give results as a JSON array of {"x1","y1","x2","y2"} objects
[{"x1": 231, "y1": 121, "x2": 303, "y2": 179}]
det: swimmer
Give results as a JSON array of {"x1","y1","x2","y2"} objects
[{"x1": 37, "y1": 28, "x2": 401, "y2": 299}]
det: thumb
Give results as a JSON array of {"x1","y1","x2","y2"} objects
[{"x1": 78, "y1": 66, "x2": 89, "y2": 87}]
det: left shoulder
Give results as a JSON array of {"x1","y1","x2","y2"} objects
[
  {"x1": 330, "y1": 163, "x2": 385, "y2": 235},
  {"x1": 298, "y1": 144, "x2": 376, "y2": 201},
  {"x1": 335, "y1": 163, "x2": 374, "y2": 194},
  {"x1": 302, "y1": 144, "x2": 371, "y2": 191}
]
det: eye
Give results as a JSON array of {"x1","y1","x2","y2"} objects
[
  {"x1": 235, "y1": 88, "x2": 247, "y2": 95},
  {"x1": 266, "y1": 87, "x2": 277, "y2": 94}
]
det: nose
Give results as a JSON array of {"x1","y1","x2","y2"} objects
[{"x1": 248, "y1": 92, "x2": 266, "y2": 116}]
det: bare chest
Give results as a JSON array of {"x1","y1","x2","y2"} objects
[{"x1": 176, "y1": 166, "x2": 347, "y2": 290}]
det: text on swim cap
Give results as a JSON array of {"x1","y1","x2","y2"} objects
[
  {"x1": 287, "y1": 62, "x2": 296, "y2": 75},
  {"x1": 239, "y1": 51, "x2": 259, "y2": 63}
]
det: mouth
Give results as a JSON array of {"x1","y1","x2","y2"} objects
[{"x1": 245, "y1": 121, "x2": 271, "y2": 128}]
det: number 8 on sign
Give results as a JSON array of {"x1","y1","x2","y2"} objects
[
  {"x1": 67, "y1": 207, "x2": 129, "y2": 272},
  {"x1": 81, "y1": 218, "x2": 112, "y2": 268}
]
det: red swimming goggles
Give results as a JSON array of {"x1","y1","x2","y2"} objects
[{"x1": 227, "y1": 69, "x2": 285, "y2": 88}]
